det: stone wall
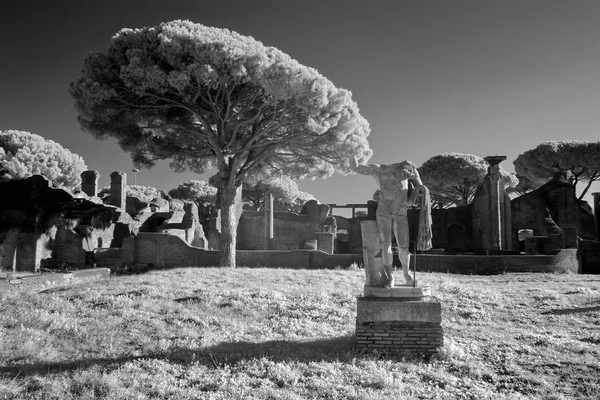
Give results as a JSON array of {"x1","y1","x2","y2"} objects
[
  {"x1": 579, "y1": 239, "x2": 600, "y2": 274},
  {"x1": 512, "y1": 175, "x2": 596, "y2": 249},
  {"x1": 125, "y1": 232, "x2": 578, "y2": 272},
  {"x1": 129, "y1": 232, "x2": 361, "y2": 268},
  {"x1": 0, "y1": 228, "x2": 19, "y2": 270},
  {"x1": 53, "y1": 226, "x2": 85, "y2": 267},
  {"x1": 237, "y1": 201, "x2": 334, "y2": 253},
  {"x1": 430, "y1": 206, "x2": 472, "y2": 253},
  {"x1": 414, "y1": 250, "x2": 579, "y2": 274}
]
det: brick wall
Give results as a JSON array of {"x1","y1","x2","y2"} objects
[
  {"x1": 356, "y1": 321, "x2": 443, "y2": 356},
  {"x1": 356, "y1": 297, "x2": 443, "y2": 356}
]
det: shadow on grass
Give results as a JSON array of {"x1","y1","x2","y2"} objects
[
  {"x1": 542, "y1": 305, "x2": 600, "y2": 315},
  {"x1": 0, "y1": 335, "x2": 356, "y2": 378}
]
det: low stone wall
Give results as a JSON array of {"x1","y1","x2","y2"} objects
[
  {"x1": 413, "y1": 250, "x2": 579, "y2": 274},
  {"x1": 119, "y1": 233, "x2": 580, "y2": 273},
  {"x1": 127, "y1": 233, "x2": 362, "y2": 269}
]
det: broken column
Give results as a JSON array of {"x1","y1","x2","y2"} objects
[
  {"x1": 110, "y1": 171, "x2": 127, "y2": 210},
  {"x1": 80, "y1": 170, "x2": 100, "y2": 197},
  {"x1": 472, "y1": 156, "x2": 512, "y2": 252}
]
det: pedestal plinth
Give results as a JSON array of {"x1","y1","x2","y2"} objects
[
  {"x1": 363, "y1": 284, "x2": 431, "y2": 299},
  {"x1": 356, "y1": 293, "x2": 443, "y2": 357}
]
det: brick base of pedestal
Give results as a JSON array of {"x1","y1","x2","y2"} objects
[{"x1": 356, "y1": 297, "x2": 443, "y2": 356}]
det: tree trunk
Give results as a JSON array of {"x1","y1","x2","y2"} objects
[
  {"x1": 218, "y1": 182, "x2": 242, "y2": 267},
  {"x1": 579, "y1": 180, "x2": 594, "y2": 200}
]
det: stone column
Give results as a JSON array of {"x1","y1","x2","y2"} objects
[
  {"x1": 264, "y1": 192, "x2": 274, "y2": 250},
  {"x1": 484, "y1": 156, "x2": 507, "y2": 251},
  {"x1": 80, "y1": 170, "x2": 100, "y2": 197},
  {"x1": 110, "y1": 171, "x2": 127, "y2": 210},
  {"x1": 593, "y1": 192, "x2": 600, "y2": 241}
]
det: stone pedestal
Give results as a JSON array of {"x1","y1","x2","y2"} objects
[
  {"x1": 363, "y1": 283, "x2": 431, "y2": 299},
  {"x1": 315, "y1": 232, "x2": 334, "y2": 254},
  {"x1": 356, "y1": 297, "x2": 443, "y2": 356}
]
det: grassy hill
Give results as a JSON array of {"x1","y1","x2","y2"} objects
[{"x1": 1, "y1": 268, "x2": 599, "y2": 399}]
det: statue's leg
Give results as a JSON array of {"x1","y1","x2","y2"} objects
[
  {"x1": 376, "y1": 212, "x2": 394, "y2": 289},
  {"x1": 393, "y1": 213, "x2": 414, "y2": 285}
]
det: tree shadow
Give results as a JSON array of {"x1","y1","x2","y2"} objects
[
  {"x1": 0, "y1": 335, "x2": 356, "y2": 378},
  {"x1": 542, "y1": 305, "x2": 600, "y2": 315}
]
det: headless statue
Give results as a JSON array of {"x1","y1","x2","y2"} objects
[{"x1": 351, "y1": 157, "x2": 431, "y2": 288}]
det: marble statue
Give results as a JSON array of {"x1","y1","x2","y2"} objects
[{"x1": 351, "y1": 157, "x2": 432, "y2": 288}]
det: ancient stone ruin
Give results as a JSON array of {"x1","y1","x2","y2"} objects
[{"x1": 1, "y1": 155, "x2": 600, "y2": 273}]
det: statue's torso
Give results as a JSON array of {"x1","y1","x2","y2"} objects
[{"x1": 376, "y1": 168, "x2": 411, "y2": 203}]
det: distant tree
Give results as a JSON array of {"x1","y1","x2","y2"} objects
[
  {"x1": 0, "y1": 130, "x2": 87, "y2": 189},
  {"x1": 241, "y1": 175, "x2": 316, "y2": 213},
  {"x1": 69, "y1": 20, "x2": 371, "y2": 267},
  {"x1": 418, "y1": 153, "x2": 515, "y2": 208},
  {"x1": 99, "y1": 184, "x2": 168, "y2": 203},
  {"x1": 514, "y1": 140, "x2": 600, "y2": 200},
  {"x1": 126, "y1": 185, "x2": 169, "y2": 202},
  {"x1": 505, "y1": 173, "x2": 538, "y2": 197},
  {"x1": 168, "y1": 180, "x2": 217, "y2": 220}
]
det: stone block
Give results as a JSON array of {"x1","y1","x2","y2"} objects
[
  {"x1": 19, "y1": 273, "x2": 73, "y2": 286},
  {"x1": 363, "y1": 284, "x2": 431, "y2": 299},
  {"x1": 548, "y1": 233, "x2": 564, "y2": 250},
  {"x1": 525, "y1": 236, "x2": 548, "y2": 255},
  {"x1": 71, "y1": 268, "x2": 110, "y2": 280},
  {"x1": 563, "y1": 226, "x2": 578, "y2": 248},
  {"x1": 315, "y1": 232, "x2": 334, "y2": 254},
  {"x1": 425, "y1": 248, "x2": 445, "y2": 255},
  {"x1": 357, "y1": 298, "x2": 441, "y2": 323}
]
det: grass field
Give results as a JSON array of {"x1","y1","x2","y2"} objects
[{"x1": 1, "y1": 267, "x2": 599, "y2": 399}]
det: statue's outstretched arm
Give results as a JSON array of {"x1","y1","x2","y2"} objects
[{"x1": 350, "y1": 156, "x2": 380, "y2": 176}]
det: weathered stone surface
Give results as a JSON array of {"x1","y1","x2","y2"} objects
[
  {"x1": 238, "y1": 202, "x2": 332, "y2": 251},
  {"x1": 299, "y1": 200, "x2": 330, "y2": 224},
  {"x1": 579, "y1": 239, "x2": 600, "y2": 274},
  {"x1": 315, "y1": 232, "x2": 334, "y2": 254},
  {"x1": 81, "y1": 170, "x2": 100, "y2": 197},
  {"x1": 71, "y1": 268, "x2": 110, "y2": 279},
  {"x1": 149, "y1": 198, "x2": 169, "y2": 212},
  {"x1": 18, "y1": 273, "x2": 73, "y2": 286},
  {"x1": 472, "y1": 156, "x2": 512, "y2": 252},
  {"x1": 525, "y1": 236, "x2": 548, "y2": 255},
  {"x1": 512, "y1": 174, "x2": 595, "y2": 249},
  {"x1": 593, "y1": 193, "x2": 600, "y2": 240},
  {"x1": 0, "y1": 175, "x2": 136, "y2": 270},
  {"x1": 356, "y1": 298, "x2": 441, "y2": 323},
  {"x1": 109, "y1": 171, "x2": 126, "y2": 210},
  {"x1": 363, "y1": 284, "x2": 431, "y2": 299}
]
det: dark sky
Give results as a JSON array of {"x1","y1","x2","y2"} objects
[{"x1": 2, "y1": 0, "x2": 600, "y2": 208}]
